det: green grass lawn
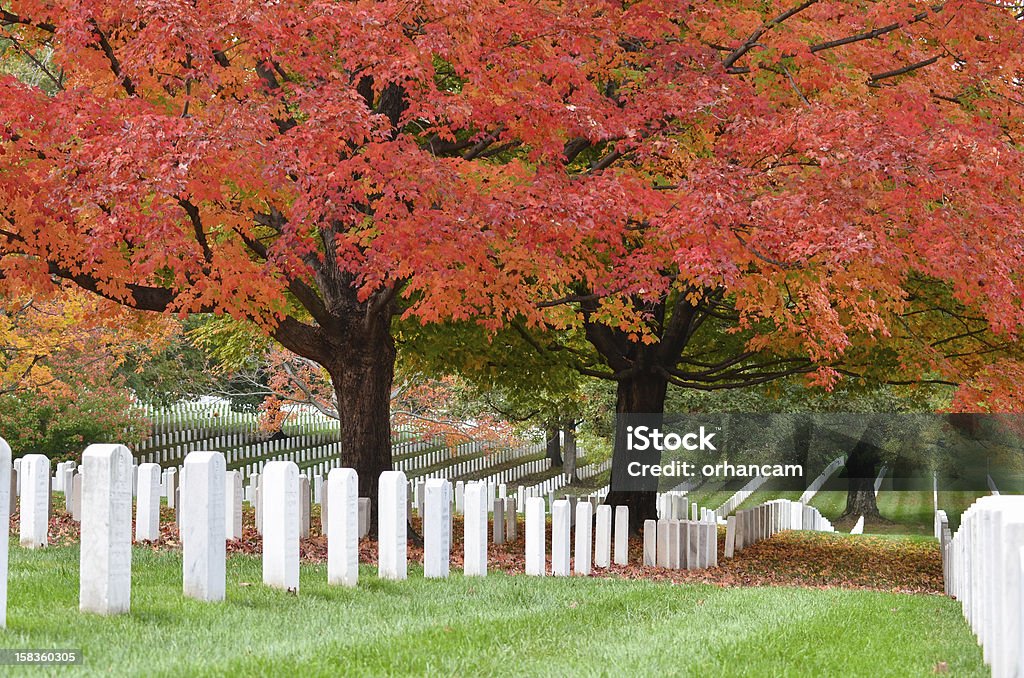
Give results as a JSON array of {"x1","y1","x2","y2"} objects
[{"x1": 2, "y1": 544, "x2": 984, "y2": 677}]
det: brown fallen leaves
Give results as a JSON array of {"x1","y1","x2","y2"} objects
[{"x1": 12, "y1": 508, "x2": 944, "y2": 594}]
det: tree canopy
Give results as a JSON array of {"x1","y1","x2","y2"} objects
[{"x1": 1, "y1": 1, "x2": 1022, "y2": 506}]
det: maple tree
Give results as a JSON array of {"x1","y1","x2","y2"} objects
[
  {"x1": 0, "y1": 285, "x2": 162, "y2": 456},
  {"x1": 503, "y1": 2, "x2": 1024, "y2": 526},
  {"x1": 1, "y1": 0, "x2": 1022, "y2": 516}
]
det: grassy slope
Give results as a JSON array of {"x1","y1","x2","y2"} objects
[{"x1": 4, "y1": 545, "x2": 983, "y2": 677}]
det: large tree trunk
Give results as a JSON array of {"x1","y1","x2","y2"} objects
[
  {"x1": 562, "y1": 419, "x2": 579, "y2": 484},
  {"x1": 546, "y1": 422, "x2": 563, "y2": 468},
  {"x1": 604, "y1": 370, "x2": 668, "y2": 532},
  {"x1": 324, "y1": 318, "x2": 396, "y2": 511},
  {"x1": 840, "y1": 437, "x2": 883, "y2": 520}
]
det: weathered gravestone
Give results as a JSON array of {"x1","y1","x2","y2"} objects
[
  {"x1": 423, "y1": 478, "x2": 451, "y2": 579},
  {"x1": 182, "y1": 452, "x2": 226, "y2": 602},
  {"x1": 19, "y1": 454, "x2": 49, "y2": 549},
  {"x1": 327, "y1": 468, "x2": 359, "y2": 587},
  {"x1": 135, "y1": 463, "x2": 161, "y2": 542},
  {"x1": 505, "y1": 498, "x2": 517, "y2": 541},
  {"x1": 80, "y1": 444, "x2": 132, "y2": 615},
  {"x1": 493, "y1": 499, "x2": 505, "y2": 545},
  {"x1": 378, "y1": 471, "x2": 407, "y2": 581},
  {"x1": 262, "y1": 461, "x2": 300, "y2": 591}
]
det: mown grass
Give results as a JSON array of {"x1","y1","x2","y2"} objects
[{"x1": 1, "y1": 543, "x2": 984, "y2": 677}]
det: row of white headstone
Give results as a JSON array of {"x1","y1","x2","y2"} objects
[
  {"x1": 658, "y1": 492, "x2": 717, "y2": 524},
  {"x1": 394, "y1": 439, "x2": 484, "y2": 473},
  {"x1": 723, "y1": 498, "x2": 835, "y2": 558},
  {"x1": 445, "y1": 447, "x2": 547, "y2": 486},
  {"x1": 3, "y1": 443, "x2": 371, "y2": 619},
  {"x1": 147, "y1": 436, "x2": 340, "y2": 472},
  {"x1": 941, "y1": 496, "x2": 1024, "y2": 678},
  {"x1": 525, "y1": 498, "x2": 630, "y2": 576},
  {"x1": 643, "y1": 516, "x2": 718, "y2": 569}
]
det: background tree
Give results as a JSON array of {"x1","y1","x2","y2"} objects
[
  {"x1": 0, "y1": 0, "x2": 673, "y2": 501},
  {"x1": 0, "y1": 285, "x2": 161, "y2": 456},
  {"x1": 508, "y1": 3, "x2": 1024, "y2": 527}
]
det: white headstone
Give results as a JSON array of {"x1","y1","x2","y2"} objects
[
  {"x1": 687, "y1": 520, "x2": 701, "y2": 569},
  {"x1": 669, "y1": 521, "x2": 682, "y2": 569},
  {"x1": 454, "y1": 480, "x2": 465, "y2": 515},
  {"x1": 62, "y1": 465, "x2": 75, "y2": 510},
  {"x1": 551, "y1": 499, "x2": 571, "y2": 576},
  {"x1": 614, "y1": 506, "x2": 629, "y2": 565},
  {"x1": 79, "y1": 444, "x2": 132, "y2": 615},
  {"x1": 262, "y1": 461, "x2": 300, "y2": 591},
  {"x1": 423, "y1": 479, "x2": 450, "y2": 579},
  {"x1": 299, "y1": 475, "x2": 311, "y2": 539},
  {"x1": 378, "y1": 471, "x2": 407, "y2": 580},
  {"x1": 0, "y1": 438, "x2": 10, "y2": 627},
  {"x1": 19, "y1": 454, "x2": 49, "y2": 548},
  {"x1": 525, "y1": 497, "x2": 546, "y2": 576},
  {"x1": 656, "y1": 520, "x2": 670, "y2": 568},
  {"x1": 850, "y1": 516, "x2": 865, "y2": 535},
  {"x1": 575, "y1": 501, "x2": 593, "y2": 575},
  {"x1": 225, "y1": 471, "x2": 243, "y2": 540},
  {"x1": 643, "y1": 519, "x2": 656, "y2": 566},
  {"x1": 358, "y1": 497, "x2": 371, "y2": 538},
  {"x1": 71, "y1": 472, "x2": 82, "y2": 522},
  {"x1": 327, "y1": 468, "x2": 359, "y2": 587},
  {"x1": 182, "y1": 452, "x2": 226, "y2": 601},
  {"x1": 135, "y1": 463, "x2": 161, "y2": 542},
  {"x1": 464, "y1": 483, "x2": 487, "y2": 577},
  {"x1": 724, "y1": 515, "x2": 737, "y2": 558},
  {"x1": 166, "y1": 467, "x2": 177, "y2": 508},
  {"x1": 594, "y1": 505, "x2": 612, "y2": 568}
]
